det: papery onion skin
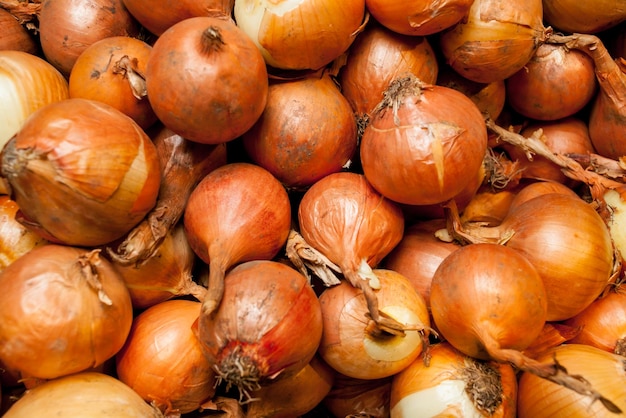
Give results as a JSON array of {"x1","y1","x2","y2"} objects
[
  {"x1": 146, "y1": 16, "x2": 268, "y2": 145},
  {"x1": 116, "y1": 299, "x2": 216, "y2": 416},
  {"x1": 234, "y1": 0, "x2": 366, "y2": 70},
  {"x1": 3, "y1": 372, "x2": 163, "y2": 418},
  {"x1": 0, "y1": 98, "x2": 161, "y2": 247},
  {"x1": 517, "y1": 344, "x2": 626, "y2": 417},
  {"x1": 0, "y1": 50, "x2": 69, "y2": 149},
  {"x1": 0, "y1": 245, "x2": 133, "y2": 380}
]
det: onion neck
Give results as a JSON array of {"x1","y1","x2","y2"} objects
[
  {"x1": 201, "y1": 25, "x2": 226, "y2": 55},
  {"x1": 74, "y1": 249, "x2": 113, "y2": 306}
]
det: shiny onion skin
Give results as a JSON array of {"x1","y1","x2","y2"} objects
[
  {"x1": 390, "y1": 342, "x2": 517, "y2": 417},
  {"x1": 297, "y1": 172, "x2": 405, "y2": 333},
  {"x1": 339, "y1": 20, "x2": 438, "y2": 121},
  {"x1": 506, "y1": 180, "x2": 580, "y2": 214},
  {"x1": 0, "y1": 50, "x2": 69, "y2": 149},
  {"x1": 69, "y1": 36, "x2": 157, "y2": 130},
  {"x1": 360, "y1": 74, "x2": 488, "y2": 206},
  {"x1": 365, "y1": 0, "x2": 474, "y2": 36},
  {"x1": 196, "y1": 260, "x2": 323, "y2": 401},
  {"x1": 517, "y1": 344, "x2": 626, "y2": 417},
  {"x1": 505, "y1": 43, "x2": 597, "y2": 121},
  {"x1": 234, "y1": 0, "x2": 366, "y2": 70},
  {"x1": 3, "y1": 372, "x2": 162, "y2": 417},
  {"x1": 0, "y1": 98, "x2": 161, "y2": 247},
  {"x1": 318, "y1": 269, "x2": 430, "y2": 380},
  {"x1": 183, "y1": 162, "x2": 291, "y2": 316},
  {"x1": 542, "y1": 0, "x2": 626, "y2": 34},
  {"x1": 242, "y1": 72, "x2": 358, "y2": 189},
  {"x1": 146, "y1": 16, "x2": 268, "y2": 145},
  {"x1": 0, "y1": 245, "x2": 133, "y2": 380},
  {"x1": 122, "y1": 0, "x2": 234, "y2": 36},
  {"x1": 38, "y1": 0, "x2": 140, "y2": 77},
  {"x1": 439, "y1": 0, "x2": 545, "y2": 83},
  {"x1": 0, "y1": 9, "x2": 38, "y2": 54},
  {"x1": 116, "y1": 299, "x2": 216, "y2": 416}
]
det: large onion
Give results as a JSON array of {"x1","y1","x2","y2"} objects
[
  {"x1": 0, "y1": 98, "x2": 161, "y2": 247},
  {"x1": 542, "y1": 0, "x2": 626, "y2": 34}
]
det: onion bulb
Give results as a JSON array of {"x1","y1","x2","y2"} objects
[
  {"x1": 0, "y1": 8, "x2": 38, "y2": 54},
  {"x1": 505, "y1": 180, "x2": 580, "y2": 214},
  {"x1": 0, "y1": 245, "x2": 133, "y2": 380},
  {"x1": 0, "y1": 98, "x2": 161, "y2": 247},
  {"x1": 323, "y1": 374, "x2": 391, "y2": 418},
  {"x1": 542, "y1": 0, "x2": 626, "y2": 34}
]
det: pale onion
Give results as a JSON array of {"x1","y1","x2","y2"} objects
[
  {"x1": 517, "y1": 344, "x2": 626, "y2": 416},
  {"x1": 234, "y1": 0, "x2": 366, "y2": 70},
  {"x1": 3, "y1": 372, "x2": 163, "y2": 417},
  {"x1": 542, "y1": 0, "x2": 626, "y2": 34},
  {"x1": 0, "y1": 50, "x2": 68, "y2": 149},
  {"x1": 318, "y1": 269, "x2": 430, "y2": 380},
  {"x1": 0, "y1": 98, "x2": 161, "y2": 247},
  {"x1": 390, "y1": 342, "x2": 517, "y2": 417},
  {"x1": 0, "y1": 245, "x2": 133, "y2": 379},
  {"x1": 323, "y1": 374, "x2": 391, "y2": 418},
  {"x1": 116, "y1": 299, "x2": 217, "y2": 416},
  {"x1": 439, "y1": 0, "x2": 546, "y2": 83}
]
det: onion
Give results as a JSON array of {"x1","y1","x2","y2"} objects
[
  {"x1": 245, "y1": 355, "x2": 335, "y2": 418},
  {"x1": 3, "y1": 372, "x2": 163, "y2": 417},
  {"x1": 146, "y1": 16, "x2": 268, "y2": 145},
  {"x1": 542, "y1": 0, "x2": 626, "y2": 34},
  {"x1": 459, "y1": 187, "x2": 519, "y2": 226},
  {"x1": 439, "y1": 0, "x2": 546, "y2": 83},
  {"x1": 429, "y1": 243, "x2": 620, "y2": 412},
  {"x1": 242, "y1": 72, "x2": 357, "y2": 190},
  {"x1": 338, "y1": 20, "x2": 438, "y2": 127},
  {"x1": 0, "y1": 244, "x2": 133, "y2": 380},
  {"x1": 318, "y1": 269, "x2": 430, "y2": 380},
  {"x1": 365, "y1": 0, "x2": 474, "y2": 36},
  {"x1": 505, "y1": 43, "x2": 597, "y2": 121},
  {"x1": 121, "y1": 0, "x2": 234, "y2": 36},
  {"x1": 234, "y1": 0, "x2": 366, "y2": 70},
  {"x1": 69, "y1": 35, "x2": 157, "y2": 130},
  {"x1": 505, "y1": 180, "x2": 580, "y2": 213},
  {"x1": 564, "y1": 289, "x2": 626, "y2": 356},
  {"x1": 116, "y1": 299, "x2": 216, "y2": 416},
  {"x1": 390, "y1": 342, "x2": 518, "y2": 417},
  {"x1": 360, "y1": 73, "x2": 488, "y2": 206},
  {"x1": 0, "y1": 98, "x2": 161, "y2": 247},
  {"x1": 38, "y1": 0, "x2": 140, "y2": 77},
  {"x1": 0, "y1": 8, "x2": 38, "y2": 53},
  {"x1": 517, "y1": 344, "x2": 626, "y2": 416},
  {"x1": 196, "y1": 260, "x2": 323, "y2": 401},
  {"x1": 296, "y1": 171, "x2": 405, "y2": 333},
  {"x1": 323, "y1": 374, "x2": 391, "y2": 418},
  {"x1": 183, "y1": 162, "x2": 291, "y2": 316},
  {"x1": 0, "y1": 50, "x2": 68, "y2": 149}
]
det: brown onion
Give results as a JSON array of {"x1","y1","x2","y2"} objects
[
  {"x1": 0, "y1": 245, "x2": 133, "y2": 379},
  {"x1": 0, "y1": 8, "x2": 38, "y2": 53},
  {"x1": 242, "y1": 72, "x2": 357, "y2": 190},
  {"x1": 0, "y1": 98, "x2": 161, "y2": 247},
  {"x1": 323, "y1": 374, "x2": 391, "y2": 418},
  {"x1": 146, "y1": 16, "x2": 268, "y2": 145},
  {"x1": 439, "y1": 0, "x2": 546, "y2": 83},
  {"x1": 116, "y1": 299, "x2": 216, "y2": 416},
  {"x1": 3, "y1": 372, "x2": 163, "y2": 417},
  {"x1": 196, "y1": 260, "x2": 323, "y2": 401},
  {"x1": 183, "y1": 162, "x2": 291, "y2": 316},
  {"x1": 543, "y1": 0, "x2": 626, "y2": 34},
  {"x1": 38, "y1": 0, "x2": 140, "y2": 77},
  {"x1": 360, "y1": 73, "x2": 488, "y2": 206},
  {"x1": 318, "y1": 269, "x2": 430, "y2": 380},
  {"x1": 506, "y1": 180, "x2": 580, "y2": 214}
]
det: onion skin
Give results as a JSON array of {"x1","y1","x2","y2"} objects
[
  {"x1": 0, "y1": 9, "x2": 38, "y2": 54},
  {"x1": 0, "y1": 98, "x2": 161, "y2": 247},
  {"x1": 0, "y1": 50, "x2": 69, "y2": 149},
  {"x1": 3, "y1": 372, "x2": 163, "y2": 417},
  {"x1": 116, "y1": 299, "x2": 216, "y2": 416},
  {"x1": 517, "y1": 344, "x2": 626, "y2": 417},
  {"x1": 0, "y1": 245, "x2": 133, "y2": 380},
  {"x1": 506, "y1": 180, "x2": 580, "y2": 214},
  {"x1": 542, "y1": 0, "x2": 626, "y2": 34}
]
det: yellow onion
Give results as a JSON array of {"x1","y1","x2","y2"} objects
[
  {"x1": 233, "y1": 0, "x2": 367, "y2": 70},
  {"x1": 323, "y1": 374, "x2": 391, "y2": 418},
  {"x1": 0, "y1": 50, "x2": 68, "y2": 149},
  {"x1": 3, "y1": 372, "x2": 163, "y2": 417},
  {"x1": 390, "y1": 342, "x2": 517, "y2": 417},
  {"x1": 543, "y1": 0, "x2": 626, "y2": 34},
  {"x1": 517, "y1": 344, "x2": 626, "y2": 416},
  {"x1": 439, "y1": 0, "x2": 546, "y2": 83},
  {"x1": 0, "y1": 98, "x2": 161, "y2": 247},
  {"x1": 506, "y1": 180, "x2": 580, "y2": 214},
  {"x1": 0, "y1": 8, "x2": 38, "y2": 53}
]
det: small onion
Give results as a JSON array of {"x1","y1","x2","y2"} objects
[
  {"x1": 318, "y1": 269, "x2": 430, "y2": 380},
  {"x1": 234, "y1": 0, "x2": 366, "y2": 70},
  {"x1": 116, "y1": 299, "x2": 217, "y2": 416},
  {"x1": 3, "y1": 372, "x2": 163, "y2": 417},
  {"x1": 0, "y1": 8, "x2": 38, "y2": 54},
  {"x1": 0, "y1": 245, "x2": 133, "y2": 379},
  {"x1": 0, "y1": 98, "x2": 161, "y2": 247},
  {"x1": 196, "y1": 260, "x2": 323, "y2": 401}
]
